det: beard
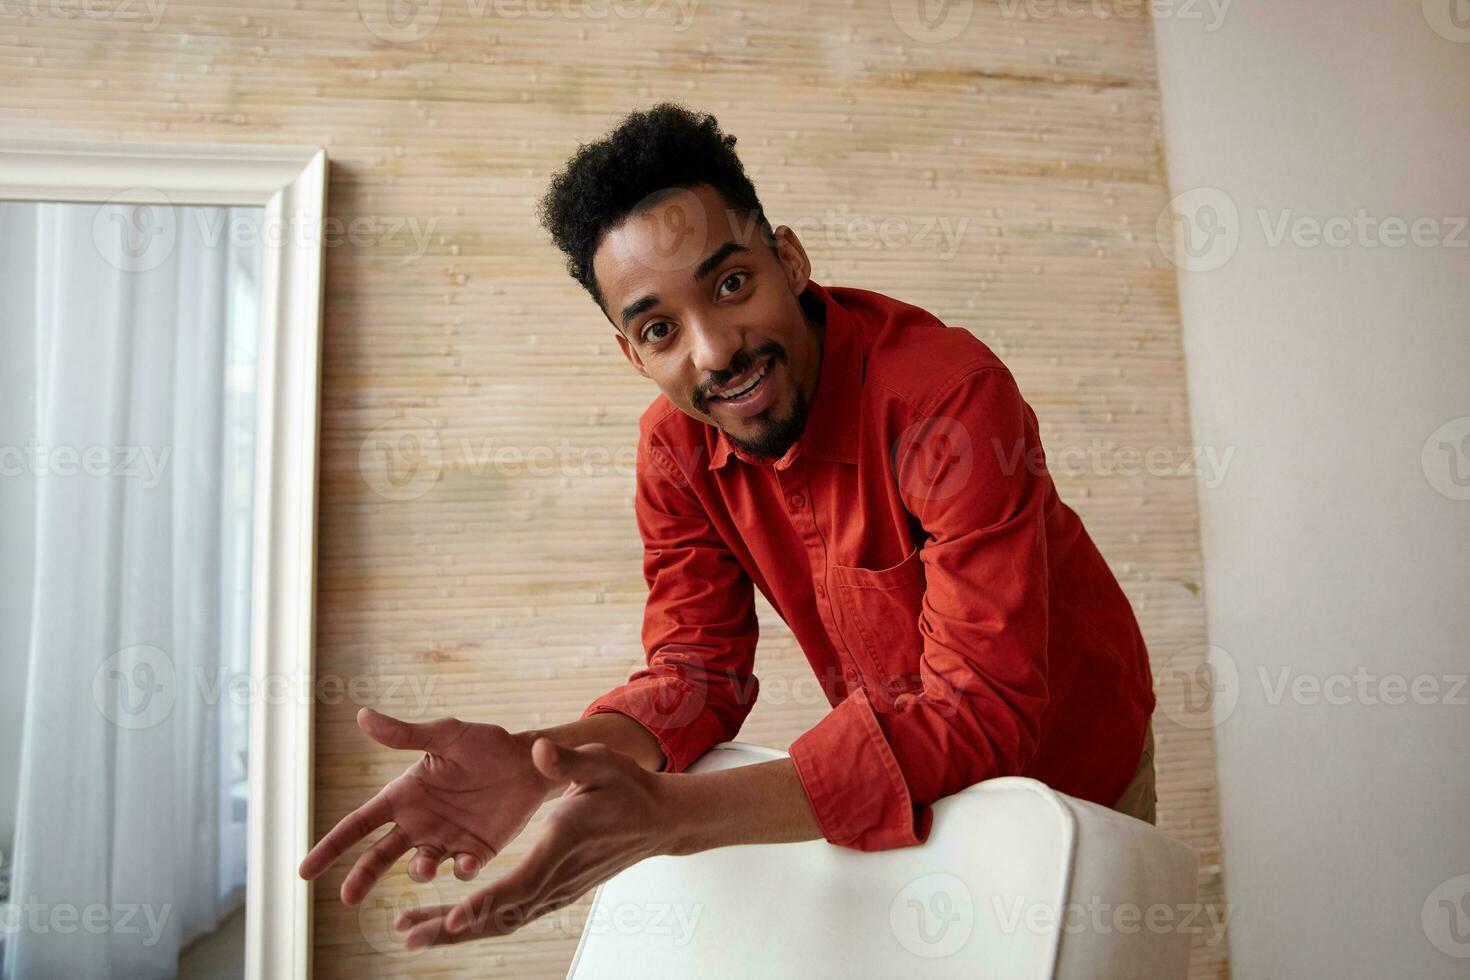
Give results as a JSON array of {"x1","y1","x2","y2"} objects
[{"x1": 721, "y1": 377, "x2": 813, "y2": 461}]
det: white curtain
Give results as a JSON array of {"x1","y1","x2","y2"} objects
[{"x1": 1, "y1": 200, "x2": 260, "y2": 979}]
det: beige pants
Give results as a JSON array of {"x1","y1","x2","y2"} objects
[{"x1": 1109, "y1": 719, "x2": 1157, "y2": 825}]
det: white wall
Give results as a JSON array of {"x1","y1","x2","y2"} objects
[
  {"x1": 0, "y1": 204, "x2": 37, "y2": 860},
  {"x1": 1151, "y1": 2, "x2": 1470, "y2": 978}
]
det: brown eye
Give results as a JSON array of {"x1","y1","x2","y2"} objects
[
  {"x1": 642, "y1": 321, "x2": 672, "y2": 344},
  {"x1": 719, "y1": 271, "x2": 748, "y2": 296}
]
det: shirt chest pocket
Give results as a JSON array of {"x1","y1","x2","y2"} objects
[{"x1": 829, "y1": 546, "x2": 927, "y2": 708}]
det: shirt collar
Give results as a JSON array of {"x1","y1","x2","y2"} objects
[{"x1": 709, "y1": 279, "x2": 863, "y2": 472}]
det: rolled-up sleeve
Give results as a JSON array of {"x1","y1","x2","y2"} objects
[
  {"x1": 581, "y1": 426, "x2": 759, "y2": 774},
  {"x1": 788, "y1": 365, "x2": 1052, "y2": 850}
]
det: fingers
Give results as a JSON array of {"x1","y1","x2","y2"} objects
[
  {"x1": 454, "y1": 853, "x2": 483, "y2": 880},
  {"x1": 405, "y1": 847, "x2": 485, "y2": 884},
  {"x1": 407, "y1": 845, "x2": 446, "y2": 883},
  {"x1": 357, "y1": 706, "x2": 452, "y2": 752},
  {"x1": 299, "y1": 793, "x2": 393, "y2": 881},
  {"x1": 444, "y1": 835, "x2": 560, "y2": 935},
  {"x1": 396, "y1": 839, "x2": 584, "y2": 950},
  {"x1": 393, "y1": 903, "x2": 453, "y2": 932},
  {"x1": 400, "y1": 909, "x2": 475, "y2": 949},
  {"x1": 406, "y1": 885, "x2": 574, "y2": 949},
  {"x1": 529, "y1": 739, "x2": 617, "y2": 786},
  {"x1": 395, "y1": 905, "x2": 472, "y2": 949},
  {"x1": 339, "y1": 824, "x2": 412, "y2": 907}
]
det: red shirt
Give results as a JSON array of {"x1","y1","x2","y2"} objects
[{"x1": 582, "y1": 279, "x2": 1156, "y2": 851}]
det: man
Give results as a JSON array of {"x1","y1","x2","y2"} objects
[{"x1": 299, "y1": 103, "x2": 1157, "y2": 949}]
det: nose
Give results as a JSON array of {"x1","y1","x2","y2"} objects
[{"x1": 688, "y1": 317, "x2": 746, "y2": 387}]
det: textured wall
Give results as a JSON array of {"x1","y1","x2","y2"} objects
[{"x1": 2, "y1": 2, "x2": 1227, "y2": 977}]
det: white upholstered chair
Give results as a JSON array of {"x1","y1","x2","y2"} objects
[{"x1": 566, "y1": 742, "x2": 1199, "y2": 980}]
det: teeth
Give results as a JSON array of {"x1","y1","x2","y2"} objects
[{"x1": 712, "y1": 361, "x2": 767, "y2": 400}]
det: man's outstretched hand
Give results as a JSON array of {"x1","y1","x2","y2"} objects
[
  {"x1": 298, "y1": 707, "x2": 561, "y2": 906},
  {"x1": 387, "y1": 737, "x2": 688, "y2": 949}
]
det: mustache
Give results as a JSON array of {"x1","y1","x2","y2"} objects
[{"x1": 697, "y1": 344, "x2": 782, "y2": 404}]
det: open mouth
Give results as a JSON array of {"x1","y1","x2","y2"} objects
[{"x1": 708, "y1": 357, "x2": 771, "y2": 404}]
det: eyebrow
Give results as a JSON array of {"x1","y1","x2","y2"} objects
[{"x1": 618, "y1": 241, "x2": 750, "y2": 335}]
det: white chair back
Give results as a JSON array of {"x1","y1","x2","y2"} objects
[{"x1": 567, "y1": 742, "x2": 1199, "y2": 980}]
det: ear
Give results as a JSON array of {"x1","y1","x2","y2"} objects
[
  {"x1": 613, "y1": 329, "x2": 650, "y2": 380},
  {"x1": 770, "y1": 224, "x2": 812, "y2": 299}
]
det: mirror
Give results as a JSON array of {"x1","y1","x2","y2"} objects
[{"x1": 0, "y1": 144, "x2": 326, "y2": 980}]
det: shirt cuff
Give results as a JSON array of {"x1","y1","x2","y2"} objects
[
  {"x1": 787, "y1": 687, "x2": 934, "y2": 851},
  {"x1": 580, "y1": 678, "x2": 732, "y2": 775}
]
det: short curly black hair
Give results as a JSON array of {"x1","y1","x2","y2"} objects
[{"x1": 536, "y1": 102, "x2": 774, "y2": 314}]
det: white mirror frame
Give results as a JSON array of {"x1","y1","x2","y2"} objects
[{"x1": 0, "y1": 141, "x2": 327, "y2": 980}]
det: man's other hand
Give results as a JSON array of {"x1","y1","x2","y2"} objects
[{"x1": 298, "y1": 707, "x2": 560, "y2": 907}]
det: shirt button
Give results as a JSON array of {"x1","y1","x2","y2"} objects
[
  {"x1": 814, "y1": 583, "x2": 826, "y2": 598},
  {"x1": 789, "y1": 493, "x2": 806, "y2": 509}
]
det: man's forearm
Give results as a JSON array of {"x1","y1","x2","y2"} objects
[{"x1": 662, "y1": 757, "x2": 823, "y2": 854}]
